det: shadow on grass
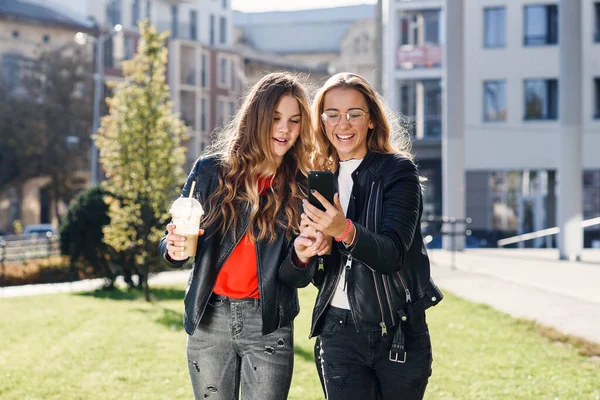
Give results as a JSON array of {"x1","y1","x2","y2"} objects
[
  {"x1": 294, "y1": 345, "x2": 315, "y2": 363},
  {"x1": 155, "y1": 307, "x2": 185, "y2": 331},
  {"x1": 78, "y1": 287, "x2": 185, "y2": 302}
]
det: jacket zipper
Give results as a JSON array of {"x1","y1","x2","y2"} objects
[
  {"x1": 309, "y1": 254, "x2": 347, "y2": 338},
  {"x1": 396, "y1": 271, "x2": 412, "y2": 303},
  {"x1": 366, "y1": 181, "x2": 388, "y2": 336}
]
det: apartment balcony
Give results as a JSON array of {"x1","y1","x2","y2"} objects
[
  {"x1": 394, "y1": 0, "x2": 443, "y2": 11},
  {"x1": 396, "y1": 45, "x2": 441, "y2": 70}
]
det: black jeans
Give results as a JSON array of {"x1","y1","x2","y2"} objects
[{"x1": 318, "y1": 306, "x2": 432, "y2": 400}]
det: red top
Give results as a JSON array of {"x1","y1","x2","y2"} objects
[{"x1": 212, "y1": 177, "x2": 274, "y2": 299}]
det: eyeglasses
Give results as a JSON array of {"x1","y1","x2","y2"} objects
[{"x1": 321, "y1": 110, "x2": 369, "y2": 127}]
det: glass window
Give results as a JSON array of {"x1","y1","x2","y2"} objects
[
  {"x1": 170, "y1": 5, "x2": 179, "y2": 38},
  {"x1": 190, "y1": 10, "x2": 198, "y2": 40},
  {"x1": 483, "y1": 81, "x2": 507, "y2": 122},
  {"x1": 219, "y1": 57, "x2": 227, "y2": 85},
  {"x1": 220, "y1": 16, "x2": 227, "y2": 44},
  {"x1": 131, "y1": 0, "x2": 140, "y2": 27},
  {"x1": 230, "y1": 102, "x2": 235, "y2": 119},
  {"x1": 145, "y1": 0, "x2": 151, "y2": 20},
  {"x1": 210, "y1": 14, "x2": 215, "y2": 46},
  {"x1": 595, "y1": 78, "x2": 600, "y2": 119},
  {"x1": 484, "y1": 7, "x2": 505, "y2": 48},
  {"x1": 230, "y1": 60, "x2": 236, "y2": 91},
  {"x1": 201, "y1": 54, "x2": 207, "y2": 88},
  {"x1": 595, "y1": 3, "x2": 600, "y2": 43},
  {"x1": 201, "y1": 98, "x2": 207, "y2": 131},
  {"x1": 106, "y1": 0, "x2": 121, "y2": 26},
  {"x1": 1, "y1": 54, "x2": 22, "y2": 89},
  {"x1": 524, "y1": 79, "x2": 558, "y2": 120},
  {"x1": 219, "y1": 100, "x2": 225, "y2": 126},
  {"x1": 104, "y1": 36, "x2": 114, "y2": 68},
  {"x1": 423, "y1": 10, "x2": 440, "y2": 45},
  {"x1": 222, "y1": 0, "x2": 228, "y2": 9},
  {"x1": 423, "y1": 79, "x2": 442, "y2": 137},
  {"x1": 524, "y1": 5, "x2": 558, "y2": 46}
]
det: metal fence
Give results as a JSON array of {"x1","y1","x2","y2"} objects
[{"x1": 0, "y1": 233, "x2": 60, "y2": 264}]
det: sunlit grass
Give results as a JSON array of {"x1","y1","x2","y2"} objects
[{"x1": 0, "y1": 286, "x2": 598, "y2": 399}]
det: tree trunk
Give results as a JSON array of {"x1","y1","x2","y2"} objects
[{"x1": 143, "y1": 264, "x2": 150, "y2": 302}]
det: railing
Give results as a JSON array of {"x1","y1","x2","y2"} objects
[
  {"x1": 497, "y1": 216, "x2": 600, "y2": 247},
  {"x1": 396, "y1": 45, "x2": 442, "y2": 69},
  {"x1": 0, "y1": 233, "x2": 60, "y2": 289},
  {"x1": 422, "y1": 216, "x2": 472, "y2": 269}
]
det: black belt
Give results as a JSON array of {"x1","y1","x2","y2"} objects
[
  {"x1": 389, "y1": 309, "x2": 408, "y2": 363},
  {"x1": 210, "y1": 293, "x2": 260, "y2": 305}
]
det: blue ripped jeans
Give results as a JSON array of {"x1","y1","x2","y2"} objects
[
  {"x1": 319, "y1": 306, "x2": 432, "y2": 400},
  {"x1": 186, "y1": 295, "x2": 294, "y2": 400}
]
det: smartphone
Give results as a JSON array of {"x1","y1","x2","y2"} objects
[{"x1": 308, "y1": 171, "x2": 335, "y2": 211}]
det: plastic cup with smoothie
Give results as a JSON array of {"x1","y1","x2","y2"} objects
[{"x1": 169, "y1": 181, "x2": 203, "y2": 258}]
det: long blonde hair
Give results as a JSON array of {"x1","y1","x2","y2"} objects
[
  {"x1": 312, "y1": 72, "x2": 412, "y2": 171},
  {"x1": 202, "y1": 73, "x2": 314, "y2": 243}
]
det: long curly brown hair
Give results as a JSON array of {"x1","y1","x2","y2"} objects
[
  {"x1": 201, "y1": 73, "x2": 315, "y2": 243},
  {"x1": 311, "y1": 72, "x2": 413, "y2": 171}
]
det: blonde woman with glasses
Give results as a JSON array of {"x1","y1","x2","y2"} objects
[{"x1": 281, "y1": 72, "x2": 443, "y2": 400}]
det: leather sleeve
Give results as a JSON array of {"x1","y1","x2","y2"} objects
[
  {"x1": 342, "y1": 157, "x2": 421, "y2": 275},
  {"x1": 278, "y1": 246, "x2": 318, "y2": 288}
]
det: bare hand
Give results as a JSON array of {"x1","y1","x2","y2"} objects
[
  {"x1": 303, "y1": 191, "x2": 347, "y2": 238},
  {"x1": 294, "y1": 225, "x2": 331, "y2": 264},
  {"x1": 165, "y1": 223, "x2": 204, "y2": 261}
]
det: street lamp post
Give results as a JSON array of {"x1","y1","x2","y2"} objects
[{"x1": 75, "y1": 24, "x2": 122, "y2": 186}]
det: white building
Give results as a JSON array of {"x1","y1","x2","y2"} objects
[{"x1": 385, "y1": 0, "x2": 600, "y2": 247}]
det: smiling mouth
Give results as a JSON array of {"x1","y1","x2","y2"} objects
[
  {"x1": 335, "y1": 134, "x2": 355, "y2": 142},
  {"x1": 273, "y1": 137, "x2": 289, "y2": 145}
]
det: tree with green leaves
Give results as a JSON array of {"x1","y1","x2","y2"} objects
[{"x1": 96, "y1": 22, "x2": 187, "y2": 301}]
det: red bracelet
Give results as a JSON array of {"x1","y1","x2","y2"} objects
[{"x1": 334, "y1": 219, "x2": 353, "y2": 242}]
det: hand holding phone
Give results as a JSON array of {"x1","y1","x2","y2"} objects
[{"x1": 308, "y1": 171, "x2": 335, "y2": 211}]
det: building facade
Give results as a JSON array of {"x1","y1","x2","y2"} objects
[
  {"x1": 0, "y1": 1, "x2": 96, "y2": 231},
  {"x1": 385, "y1": 0, "x2": 600, "y2": 247},
  {"x1": 385, "y1": 0, "x2": 444, "y2": 218}
]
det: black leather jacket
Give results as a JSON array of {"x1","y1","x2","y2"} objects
[
  {"x1": 159, "y1": 156, "x2": 305, "y2": 336},
  {"x1": 279, "y1": 151, "x2": 443, "y2": 337}
]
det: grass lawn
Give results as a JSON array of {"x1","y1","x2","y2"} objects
[{"x1": 1, "y1": 284, "x2": 598, "y2": 399}]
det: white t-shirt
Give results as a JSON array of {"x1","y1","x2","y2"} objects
[{"x1": 330, "y1": 158, "x2": 362, "y2": 309}]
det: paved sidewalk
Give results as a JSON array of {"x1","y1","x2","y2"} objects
[{"x1": 429, "y1": 248, "x2": 600, "y2": 344}]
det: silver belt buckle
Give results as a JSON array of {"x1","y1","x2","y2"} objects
[{"x1": 389, "y1": 350, "x2": 407, "y2": 363}]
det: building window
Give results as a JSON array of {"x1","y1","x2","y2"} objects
[
  {"x1": 230, "y1": 102, "x2": 235, "y2": 120},
  {"x1": 131, "y1": 0, "x2": 140, "y2": 27},
  {"x1": 210, "y1": 14, "x2": 215, "y2": 46},
  {"x1": 230, "y1": 60, "x2": 236, "y2": 91},
  {"x1": 1, "y1": 54, "x2": 22, "y2": 89},
  {"x1": 43, "y1": 34, "x2": 50, "y2": 43},
  {"x1": 145, "y1": 0, "x2": 151, "y2": 19},
  {"x1": 106, "y1": 0, "x2": 122, "y2": 26},
  {"x1": 423, "y1": 80, "x2": 442, "y2": 138},
  {"x1": 594, "y1": 78, "x2": 600, "y2": 119},
  {"x1": 595, "y1": 3, "x2": 600, "y2": 43},
  {"x1": 484, "y1": 7, "x2": 505, "y2": 48},
  {"x1": 524, "y1": 4, "x2": 558, "y2": 46},
  {"x1": 12, "y1": 30, "x2": 19, "y2": 39},
  {"x1": 190, "y1": 10, "x2": 198, "y2": 40},
  {"x1": 124, "y1": 36, "x2": 135, "y2": 60},
  {"x1": 220, "y1": 16, "x2": 227, "y2": 44},
  {"x1": 222, "y1": 0, "x2": 228, "y2": 9},
  {"x1": 170, "y1": 5, "x2": 179, "y2": 39},
  {"x1": 524, "y1": 79, "x2": 558, "y2": 120},
  {"x1": 423, "y1": 10, "x2": 440, "y2": 45},
  {"x1": 201, "y1": 98, "x2": 206, "y2": 131},
  {"x1": 104, "y1": 37, "x2": 114, "y2": 68},
  {"x1": 201, "y1": 54, "x2": 207, "y2": 87},
  {"x1": 219, "y1": 57, "x2": 227, "y2": 85},
  {"x1": 219, "y1": 100, "x2": 225, "y2": 126},
  {"x1": 483, "y1": 81, "x2": 507, "y2": 122}
]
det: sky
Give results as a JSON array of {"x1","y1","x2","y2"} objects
[{"x1": 231, "y1": 0, "x2": 376, "y2": 13}]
